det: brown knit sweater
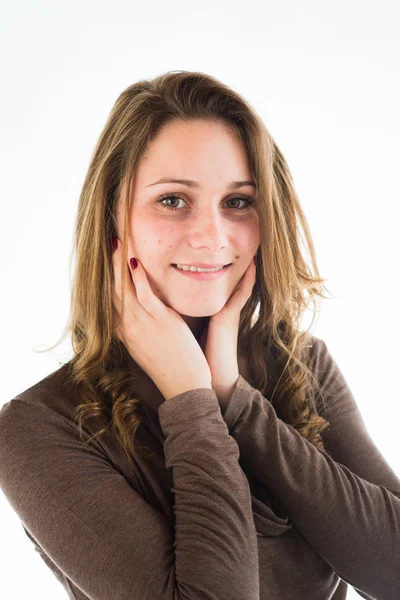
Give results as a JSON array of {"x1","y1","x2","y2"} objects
[{"x1": 0, "y1": 335, "x2": 399, "y2": 599}]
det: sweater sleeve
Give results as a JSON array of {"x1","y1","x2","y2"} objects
[
  {"x1": 220, "y1": 336, "x2": 400, "y2": 600},
  {"x1": 0, "y1": 389, "x2": 259, "y2": 600}
]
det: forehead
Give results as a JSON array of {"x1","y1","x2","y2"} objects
[{"x1": 134, "y1": 119, "x2": 253, "y2": 187}]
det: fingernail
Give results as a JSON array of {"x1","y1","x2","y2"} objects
[
  {"x1": 112, "y1": 236, "x2": 118, "y2": 252},
  {"x1": 130, "y1": 257, "x2": 138, "y2": 270}
]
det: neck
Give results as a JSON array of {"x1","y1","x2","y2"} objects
[{"x1": 179, "y1": 315, "x2": 210, "y2": 341}]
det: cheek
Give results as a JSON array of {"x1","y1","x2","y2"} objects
[
  {"x1": 233, "y1": 220, "x2": 260, "y2": 253},
  {"x1": 251, "y1": 219, "x2": 261, "y2": 251},
  {"x1": 130, "y1": 213, "x2": 260, "y2": 259},
  {"x1": 130, "y1": 218, "x2": 179, "y2": 257}
]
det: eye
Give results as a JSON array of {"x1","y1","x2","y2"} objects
[{"x1": 155, "y1": 192, "x2": 256, "y2": 212}]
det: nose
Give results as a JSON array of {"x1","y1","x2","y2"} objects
[{"x1": 187, "y1": 208, "x2": 229, "y2": 251}]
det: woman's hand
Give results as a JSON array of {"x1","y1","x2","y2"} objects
[
  {"x1": 199, "y1": 257, "x2": 257, "y2": 409},
  {"x1": 112, "y1": 239, "x2": 212, "y2": 402}
]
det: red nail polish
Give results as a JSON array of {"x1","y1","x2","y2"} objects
[
  {"x1": 112, "y1": 237, "x2": 118, "y2": 252},
  {"x1": 130, "y1": 258, "x2": 138, "y2": 270}
]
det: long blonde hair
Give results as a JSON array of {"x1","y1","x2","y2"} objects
[{"x1": 42, "y1": 70, "x2": 333, "y2": 472}]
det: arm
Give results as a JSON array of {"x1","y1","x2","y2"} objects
[
  {"x1": 220, "y1": 336, "x2": 400, "y2": 600},
  {"x1": 0, "y1": 391, "x2": 259, "y2": 600}
]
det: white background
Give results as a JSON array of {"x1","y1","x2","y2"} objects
[{"x1": 1, "y1": 1, "x2": 399, "y2": 598}]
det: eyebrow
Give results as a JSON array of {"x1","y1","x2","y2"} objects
[{"x1": 145, "y1": 177, "x2": 257, "y2": 190}]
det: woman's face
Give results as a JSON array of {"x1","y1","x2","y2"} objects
[{"x1": 117, "y1": 118, "x2": 260, "y2": 331}]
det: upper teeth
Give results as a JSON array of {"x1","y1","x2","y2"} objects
[{"x1": 175, "y1": 264, "x2": 225, "y2": 272}]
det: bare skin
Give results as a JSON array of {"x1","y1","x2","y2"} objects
[{"x1": 114, "y1": 118, "x2": 260, "y2": 405}]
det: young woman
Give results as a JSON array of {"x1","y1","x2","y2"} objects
[{"x1": 0, "y1": 71, "x2": 399, "y2": 600}]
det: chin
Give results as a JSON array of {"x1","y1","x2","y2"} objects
[{"x1": 170, "y1": 297, "x2": 228, "y2": 317}]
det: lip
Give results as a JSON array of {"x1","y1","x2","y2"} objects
[
  {"x1": 173, "y1": 263, "x2": 228, "y2": 268},
  {"x1": 171, "y1": 264, "x2": 231, "y2": 281}
]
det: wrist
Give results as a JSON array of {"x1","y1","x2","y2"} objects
[
  {"x1": 163, "y1": 381, "x2": 213, "y2": 402},
  {"x1": 212, "y1": 375, "x2": 240, "y2": 410}
]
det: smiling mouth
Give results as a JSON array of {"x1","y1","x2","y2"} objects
[
  {"x1": 171, "y1": 264, "x2": 232, "y2": 269},
  {"x1": 170, "y1": 264, "x2": 232, "y2": 279}
]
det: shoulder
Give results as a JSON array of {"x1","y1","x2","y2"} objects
[
  {"x1": 0, "y1": 362, "x2": 78, "y2": 451},
  {"x1": 306, "y1": 334, "x2": 344, "y2": 387},
  {"x1": 0, "y1": 362, "x2": 135, "y2": 475},
  {"x1": 0, "y1": 362, "x2": 118, "y2": 499},
  {"x1": 306, "y1": 334, "x2": 330, "y2": 372},
  {"x1": 0, "y1": 360, "x2": 91, "y2": 428},
  {"x1": 11, "y1": 360, "x2": 75, "y2": 409},
  {"x1": 0, "y1": 361, "x2": 93, "y2": 460},
  {"x1": 305, "y1": 334, "x2": 353, "y2": 418}
]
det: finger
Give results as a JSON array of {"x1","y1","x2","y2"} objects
[
  {"x1": 239, "y1": 259, "x2": 257, "y2": 303},
  {"x1": 111, "y1": 237, "x2": 124, "y2": 302},
  {"x1": 127, "y1": 254, "x2": 169, "y2": 320},
  {"x1": 111, "y1": 240, "x2": 127, "y2": 340},
  {"x1": 224, "y1": 258, "x2": 256, "y2": 313},
  {"x1": 234, "y1": 258, "x2": 256, "y2": 293},
  {"x1": 111, "y1": 295, "x2": 123, "y2": 342},
  {"x1": 128, "y1": 257, "x2": 168, "y2": 319},
  {"x1": 243, "y1": 256, "x2": 257, "y2": 291},
  {"x1": 111, "y1": 238, "x2": 147, "y2": 322},
  {"x1": 111, "y1": 239, "x2": 123, "y2": 326}
]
